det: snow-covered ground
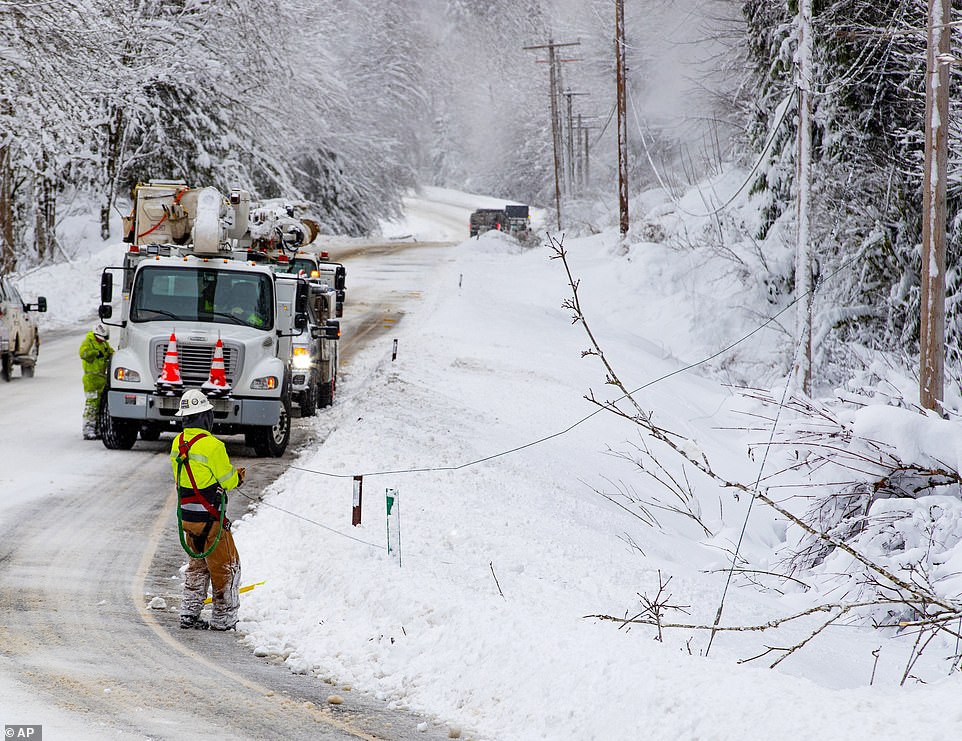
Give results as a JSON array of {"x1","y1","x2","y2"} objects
[
  {"x1": 5, "y1": 186, "x2": 962, "y2": 739},
  {"x1": 235, "y1": 190, "x2": 962, "y2": 739}
]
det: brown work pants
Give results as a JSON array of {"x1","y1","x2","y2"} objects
[{"x1": 181, "y1": 520, "x2": 241, "y2": 630}]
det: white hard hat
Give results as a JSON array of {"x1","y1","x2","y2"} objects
[
  {"x1": 175, "y1": 388, "x2": 214, "y2": 417},
  {"x1": 94, "y1": 323, "x2": 109, "y2": 340}
]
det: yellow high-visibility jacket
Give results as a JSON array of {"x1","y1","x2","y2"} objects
[
  {"x1": 170, "y1": 428, "x2": 240, "y2": 492},
  {"x1": 78, "y1": 331, "x2": 114, "y2": 393}
]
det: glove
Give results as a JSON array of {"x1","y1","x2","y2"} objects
[{"x1": 236, "y1": 467, "x2": 246, "y2": 486}]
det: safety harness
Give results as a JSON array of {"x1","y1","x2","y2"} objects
[{"x1": 174, "y1": 431, "x2": 227, "y2": 559}]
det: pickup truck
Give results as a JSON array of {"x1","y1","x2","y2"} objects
[{"x1": 0, "y1": 275, "x2": 47, "y2": 381}]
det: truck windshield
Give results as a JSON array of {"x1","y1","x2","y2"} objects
[
  {"x1": 276, "y1": 258, "x2": 316, "y2": 276},
  {"x1": 130, "y1": 266, "x2": 273, "y2": 330}
]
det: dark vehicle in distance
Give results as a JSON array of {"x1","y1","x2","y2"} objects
[
  {"x1": 503, "y1": 205, "x2": 531, "y2": 240},
  {"x1": 469, "y1": 205, "x2": 532, "y2": 241},
  {"x1": 469, "y1": 208, "x2": 504, "y2": 237}
]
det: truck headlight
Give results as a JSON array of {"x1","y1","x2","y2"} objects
[
  {"x1": 114, "y1": 367, "x2": 141, "y2": 382},
  {"x1": 251, "y1": 375, "x2": 279, "y2": 390},
  {"x1": 292, "y1": 346, "x2": 312, "y2": 370}
]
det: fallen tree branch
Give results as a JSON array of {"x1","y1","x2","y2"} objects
[
  {"x1": 586, "y1": 599, "x2": 901, "y2": 634},
  {"x1": 547, "y1": 234, "x2": 961, "y2": 617}
]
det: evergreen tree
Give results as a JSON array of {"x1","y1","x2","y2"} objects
[{"x1": 740, "y1": 0, "x2": 962, "y2": 380}]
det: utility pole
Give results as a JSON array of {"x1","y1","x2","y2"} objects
[
  {"x1": 920, "y1": 0, "x2": 949, "y2": 413},
  {"x1": 577, "y1": 113, "x2": 584, "y2": 190},
  {"x1": 548, "y1": 42, "x2": 564, "y2": 219},
  {"x1": 576, "y1": 117, "x2": 601, "y2": 192},
  {"x1": 615, "y1": 0, "x2": 629, "y2": 237},
  {"x1": 525, "y1": 40, "x2": 581, "y2": 231},
  {"x1": 583, "y1": 122, "x2": 590, "y2": 190},
  {"x1": 574, "y1": 113, "x2": 585, "y2": 193},
  {"x1": 792, "y1": 0, "x2": 814, "y2": 396},
  {"x1": 562, "y1": 91, "x2": 589, "y2": 196}
]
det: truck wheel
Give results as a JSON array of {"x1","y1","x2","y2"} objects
[
  {"x1": 20, "y1": 338, "x2": 38, "y2": 378},
  {"x1": 299, "y1": 375, "x2": 317, "y2": 418},
  {"x1": 139, "y1": 423, "x2": 162, "y2": 441},
  {"x1": 251, "y1": 398, "x2": 291, "y2": 457},
  {"x1": 99, "y1": 397, "x2": 138, "y2": 450},
  {"x1": 318, "y1": 377, "x2": 334, "y2": 408},
  {"x1": 0, "y1": 353, "x2": 10, "y2": 382}
]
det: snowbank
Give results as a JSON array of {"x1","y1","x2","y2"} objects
[{"x1": 235, "y1": 220, "x2": 962, "y2": 740}]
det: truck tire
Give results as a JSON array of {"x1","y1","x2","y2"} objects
[
  {"x1": 20, "y1": 337, "x2": 38, "y2": 378},
  {"x1": 139, "y1": 423, "x2": 162, "y2": 441},
  {"x1": 99, "y1": 399, "x2": 138, "y2": 450},
  {"x1": 251, "y1": 397, "x2": 291, "y2": 457},
  {"x1": 318, "y1": 377, "x2": 334, "y2": 408},
  {"x1": 1, "y1": 353, "x2": 11, "y2": 382},
  {"x1": 299, "y1": 374, "x2": 317, "y2": 418}
]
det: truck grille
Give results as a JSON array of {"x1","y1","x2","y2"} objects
[{"x1": 152, "y1": 341, "x2": 241, "y2": 385}]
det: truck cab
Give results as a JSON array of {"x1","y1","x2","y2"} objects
[
  {"x1": 98, "y1": 181, "x2": 308, "y2": 457},
  {"x1": 274, "y1": 251, "x2": 347, "y2": 317}
]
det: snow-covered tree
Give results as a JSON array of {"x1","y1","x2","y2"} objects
[
  {"x1": 740, "y1": 0, "x2": 962, "y2": 383},
  {"x1": 0, "y1": 0, "x2": 106, "y2": 268}
]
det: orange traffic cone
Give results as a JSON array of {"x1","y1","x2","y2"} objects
[
  {"x1": 203, "y1": 337, "x2": 230, "y2": 393},
  {"x1": 158, "y1": 332, "x2": 183, "y2": 387}
]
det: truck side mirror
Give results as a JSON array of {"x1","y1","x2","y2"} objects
[
  {"x1": 101, "y1": 272, "x2": 113, "y2": 304},
  {"x1": 293, "y1": 281, "x2": 309, "y2": 330},
  {"x1": 99, "y1": 304, "x2": 113, "y2": 319},
  {"x1": 295, "y1": 281, "x2": 309, "y2": 314},
  {"x1": 335, "y1": 267, "x2": 346, "y2": 290},
  {"x1": 325, "y1": 320, "x2": 340, "y2": 340},
  {"x1": 37, "y1": 296, "x2": 47, "y2": 312}
]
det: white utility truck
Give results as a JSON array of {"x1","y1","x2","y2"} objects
[
  {"x1": 289, "y1": 280, "x2": 340, "y2": 415},
  {"x1": 97, "y1": 181, "x2": 310, "y2": 456},
  {"x1": 241, "y1": 204, "x2": 344, "y2": 414}
]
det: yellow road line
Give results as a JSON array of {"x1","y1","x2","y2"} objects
[{"x1": 132, "y1": 487, "x2": 378, "y2": 740}]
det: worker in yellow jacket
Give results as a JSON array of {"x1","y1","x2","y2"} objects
[
  {"x1": 78, "y1": 323, "x2": 113, "y2": 439},
  {"x1": 170, "y1": 389, "x2": 245, "y2": 630}
]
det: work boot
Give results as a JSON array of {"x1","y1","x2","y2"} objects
[
  {"x1": 208, "y1": 622, "x2": 237, "y2": 631},
  {"x1": 180, "y1": 615, "x2": 210, "y2": 630}
]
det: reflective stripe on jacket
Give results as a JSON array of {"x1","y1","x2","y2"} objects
[{"x1": 169, "y1": 428, "x2": 240, "y2": 492}]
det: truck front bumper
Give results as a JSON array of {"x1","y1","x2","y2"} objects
[{"x1": 107, "y1": 390, "x2": 280, "y2": 426}]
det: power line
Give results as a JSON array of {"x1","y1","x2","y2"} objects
[
  {"x1": 627, "y1": 83, "x2": 795, "y2": 219},
  {"x1": 235, "y1": 489, "x2": 381, "y2": 549},
  {"x1": 244, "y1": 240, "x2": 870, "y2": 553}
]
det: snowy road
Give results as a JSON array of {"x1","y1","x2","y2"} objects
[{"x1": 0, "y1": 239, "x2": 458, "y2": 739}]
